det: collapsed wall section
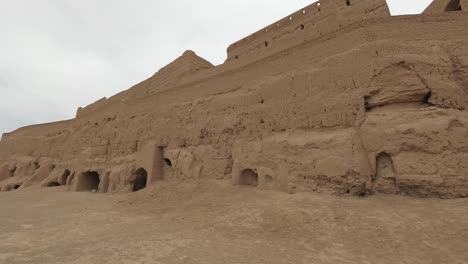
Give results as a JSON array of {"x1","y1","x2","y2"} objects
[{"x1": 226, "y1": 0, "x2": 390, "y2": 62}]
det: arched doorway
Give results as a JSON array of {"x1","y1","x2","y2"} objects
[
  {"x1": 132, "y1": 168, "x2": 148, "y2": 192},
  {"x1": 76, "y1": 171, "x2": 100, "y2": 192},
  {"x1": 239, "y1": 169, "x2": 258, "y2": 187}
]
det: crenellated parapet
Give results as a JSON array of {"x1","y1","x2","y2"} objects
[{"x1": 226, "y1": 0, "x2": 390, "y2": 62}]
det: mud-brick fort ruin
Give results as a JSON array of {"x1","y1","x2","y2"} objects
[{"x1": 0, "y1": 0, "x2": 467, "y2": 198}]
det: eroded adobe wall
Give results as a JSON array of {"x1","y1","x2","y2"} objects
[
  {"x1": 0, "y1": 13, "x2": 467, "y2": 197},
  {"x1": 231, "y1": 129, "x2": 372, "y2": 195},
  {"x1": 226, "y1": 0, "x2": 390, "y2": 62}
]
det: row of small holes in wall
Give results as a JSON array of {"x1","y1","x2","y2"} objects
[
  {"x1": 234, "y1": 0, "x2": 352, "y2": 59},
  {"x1": 233, "y1": 0, "x2": 352, "y2": 47},
  {"x1": 264, "y1": 23, "x2": 304, "y2": 47},
  {"x1": 236, "y1": 21, "x2": 306, "y2": 58},
  {"x1": 260, "y1": 0, "x2": 351, "y2": 35},
  {"x1": 237, "y1": 0, "x2": 352, "y2": 44},
  {"x1": 243, "y1": 2, "x2": 321, "y2": 40}
]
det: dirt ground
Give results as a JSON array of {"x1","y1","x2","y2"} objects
[{"x1": 1, "y1": 182, "x2": 468, "y2": 264}]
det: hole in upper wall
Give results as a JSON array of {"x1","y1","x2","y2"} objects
[
  {"x1": 422, "y1": 91, "x2": 433, "y2": 107},
  {"x1": 265, "y1": 41, "x2": 269, "y2": 47},
  {"x1": 61, "y1": 170, "x2": 71, "y2": 185},
  {"x1": 164, "y1": 158, "x2": 173, "y2": 168},
  {"x1": 445, "y1": 0, "x2": 462, "y2": 11},
  {"x1": 346, "y1": 0, "x2": 351, "y2": 6},
  {"x1": 9, "y1": 167, "x2": 16, "y2": 177},
  {"x1": 364, "y1": 96, "x2": 372, "y2": 112},
  {"x1": 302, "y1": 9, "x2": 306, "y2": 14},
  {"x1": 33, "y1": 162, "x2": 40, "y2": 171}
]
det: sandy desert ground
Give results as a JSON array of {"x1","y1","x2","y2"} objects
[{"x1": 1, "y1": 182, "x2": 468, "y2": 264}]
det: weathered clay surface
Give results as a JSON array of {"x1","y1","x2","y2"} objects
[{"x1": 0, "y1": 0, "x2": 467, "y2": 198}]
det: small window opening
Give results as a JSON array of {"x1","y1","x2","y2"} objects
[
  {"x1": 265, "y1": 41, "x2": 269, "y2": 47},
  {"x1": 164, "y1": 158, "x2": 173, "y2": 167},
  {"x1": 300, "y1": 24, "x2": 305, "y2": 30},
  {"x1": 9, "y1": 167, "x2": 16, "y2": 177},
  {"x1": 47, "y1": 181, "x2": 61, "y2": 187},
  {"x1": 346, "y1": 0, "x2": 351, "y2": 6},
  {"x1": 364, "y1": 96, "x2": 372, "y2": 112},
  {"x1": 61, "y1": 170, "x2": 71, "y2": 185},
  {"x1": 422, "y1": 91, "x2": 433, "y2": 107}
]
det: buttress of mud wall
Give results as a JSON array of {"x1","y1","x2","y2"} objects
[{"x1": 136, "y1": 143, "x2": 163, "y2": 185}]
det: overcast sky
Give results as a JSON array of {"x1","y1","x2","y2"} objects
[{"x1": 0, "y1": 0, "x2": 434, "y2": 135}]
